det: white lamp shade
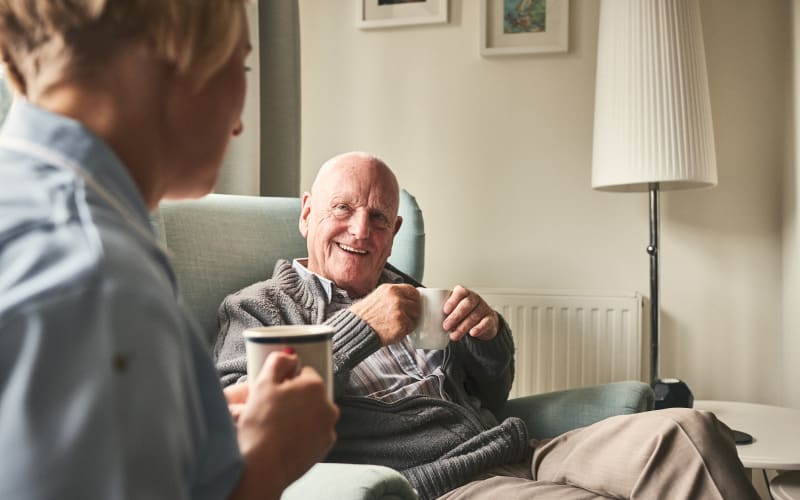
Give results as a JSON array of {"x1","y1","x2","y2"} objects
[{"x1": 592, "y1": 0, "x2": 717, "y2": 192}]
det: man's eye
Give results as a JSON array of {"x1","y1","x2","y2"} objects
[
  {"x1": 371, "y1": 214, "x2": 390, "y2": 228},
  {"x1": 333, "y1": 204, "x2": 350, "y2": 216}
]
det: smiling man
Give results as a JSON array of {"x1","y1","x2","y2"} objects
[
  {"x1": 214, "y1": 151, "x2": 515, "y2": 499},
  {"x1": 213, "y1": 151, "x2": 757, "y2": 500}
]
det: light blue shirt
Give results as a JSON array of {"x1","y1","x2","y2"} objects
[{"x1": 0, "y1": 100, "x2": 242, "y2": 499}]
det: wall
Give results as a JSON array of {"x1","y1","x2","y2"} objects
[
  {"x1": 216, "y1": 2, "x2": 261, "y2": 196},
  {"x1": 695, "y1": 1, "x2": 789, "y2": 404},
  {"x1": 785, "y1": 1, "x2": 800, "y2": 410},
  {"x1": 298, "y1": 0, "x2": 794, "y2": 405},
  {"x1": 0, "y1": 67, "x2": 11, "y2": 123}
]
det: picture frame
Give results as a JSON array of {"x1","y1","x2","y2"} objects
[
  {"x1": 480, "y1": 0, "x2": 569, "y2": 56},
  {"x1": 356, "y1": 0, "x2": 448, "y2": 29}
]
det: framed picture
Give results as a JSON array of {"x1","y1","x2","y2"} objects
[
  {"x1": 357, "y1": 0, "x2": 448, "y2": 29},
  {"x1": 481, "y1": 0, "x2": 569, "y2": 56}
]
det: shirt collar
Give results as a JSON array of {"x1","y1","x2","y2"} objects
[
  {"x1": 292, "y1": 258, "x2": 405, "y2": 304},
  {"x1": 0, "y1": 98, "x2": 177, "y2": 292},
  {"x1": 293, "y1": 258, "x2": 335, "y2": 301},
  {"x1": 1, "y1": 99, "x2": 151, "y2": 229}
]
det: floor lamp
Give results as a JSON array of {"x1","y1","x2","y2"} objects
[{"x1": 591, "y1": 0, "x2": 717, "y2": 410}]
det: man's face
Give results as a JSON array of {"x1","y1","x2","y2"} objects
[{"x1": 300, "y1": 157, "x2": 402, "y2": 298}]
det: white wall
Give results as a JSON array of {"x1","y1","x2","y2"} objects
[
  {"x1": 785, "y1": 0, "x2": 800, "y2": 410},
  {"x1": 216, "y1": 2, "x2": 261, "y2": 196},
  {"x1": 693, "y1": 1, "x2": 789, "y2": 404},
  {"x1": 299, "y1": 0, "x2": 794, "y2": 405}
]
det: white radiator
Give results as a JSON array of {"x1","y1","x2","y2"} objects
[{"x1": 477, "y1": 289, "x2": 643, "y2": 399}]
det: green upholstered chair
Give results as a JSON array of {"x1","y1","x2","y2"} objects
[{"x1": 152, "y1": 192, "x2": 653, "y2": 500}]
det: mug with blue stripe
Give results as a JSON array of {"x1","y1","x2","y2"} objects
[{"x1": 243, "y1": 325, "x2": 335, "y2": 398}]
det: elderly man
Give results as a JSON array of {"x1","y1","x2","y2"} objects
[{"x1": 214, "y1": 152, "x2": 757, "y2": 500}]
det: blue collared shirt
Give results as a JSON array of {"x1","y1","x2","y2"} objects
[{"x1": 0, "y1": 100, "x2": 242, "y2": 499}]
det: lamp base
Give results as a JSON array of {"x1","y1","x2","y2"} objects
[{"x1": 652, "y1": 378, "x2": 694, "y2": 410}]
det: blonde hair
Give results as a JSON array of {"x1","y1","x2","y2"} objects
[{"x1": 0, "y1": 0, "x2": 245, "y2": 96}]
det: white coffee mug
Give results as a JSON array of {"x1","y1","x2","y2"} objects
[
  {"x1": 243, "y1": 325, "x2": 334, "y2": 398},
  {"x1": 408, "y1": 287, "x2": 451, "y2": 350}
]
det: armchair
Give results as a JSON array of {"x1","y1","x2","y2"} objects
[{"x1": 152, "y1": 192, "x2": 653, "y2": 499}]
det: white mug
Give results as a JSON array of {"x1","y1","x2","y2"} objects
[
  {"x1": 243, "y1": 324, "x2": 334, "y2": 398},
  {"x1": 408, "y1": 287, "x2": 451, "y2": 350}
]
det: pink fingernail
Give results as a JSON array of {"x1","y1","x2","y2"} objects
[{"x1": 282, "y1": 346, "x2": 296, "y2": 355}]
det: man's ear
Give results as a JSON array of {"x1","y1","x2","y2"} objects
[
  {"x1": 299, "y1": 192, "x2": 312, "y2": 238},
  {"x1": 393, "y1": 215, "x2": 403, "y2": 236}
]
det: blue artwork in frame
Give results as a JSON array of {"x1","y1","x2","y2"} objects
[
  {"x1": 481, "y1": 0, "x2": 568, "y2": 56},
  {"x1": 504, "y1": 0, "x2": 546, "y2": 34}
]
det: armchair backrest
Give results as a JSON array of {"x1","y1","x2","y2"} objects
[{"x1": 152, "y1": 191, "x2": 425, "y2": 345}]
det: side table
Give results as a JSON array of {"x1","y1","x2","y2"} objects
[
  {"x1": 694, "y1": 401, "x2": 800, "y2": 498},
  {"x1": 771, "y1": 471, "x2": 800, "y2": 500}
]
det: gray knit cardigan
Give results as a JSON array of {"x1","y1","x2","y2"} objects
[{"x1": 213, "y1": 260, "x2": 529, "y2": 500}]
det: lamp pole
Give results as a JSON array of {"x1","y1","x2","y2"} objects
[
  {"x1": 647, "y1": 183, "x2": 660, "y2": 384},
  {"x1": 647, "y1": 183, "x2": 693, "y2": 410}
]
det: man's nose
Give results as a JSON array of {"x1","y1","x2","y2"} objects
[{"x1": 349, "y1": 210, "x2": 370, "y2": 239}]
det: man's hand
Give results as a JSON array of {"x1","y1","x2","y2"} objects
[
  {"x1": 442, "y1": 285, "x2": 499, "y2": 342},
  {"x1": 230, "y1": 351, "x2": 340, "y2": 499},
  {"x1": 349, "y1": 283, "x2": 420, "y2": 346}
]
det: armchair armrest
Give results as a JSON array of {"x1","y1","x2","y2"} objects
[
  {"x1": 281, "y1": 463, "x2": 418, "y2": 500},
  {"x1": 493, "y1": 380, "x2": 654, "y2": 440}
]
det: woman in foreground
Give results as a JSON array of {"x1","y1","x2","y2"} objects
[{"x1": 0, "y1": 2, "x2": 338, "y2": 499}]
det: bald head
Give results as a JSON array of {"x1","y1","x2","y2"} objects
[
  {"x1": 299, "y1": 151, "x2": 402, "y2": 298},
  {"x1": 311, "y1": 151, "x2": 399, "y2": 203}
]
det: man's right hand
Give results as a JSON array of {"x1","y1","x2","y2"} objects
[{"x1": 349, "y1": 283, "x2": 420, "y2": 346}]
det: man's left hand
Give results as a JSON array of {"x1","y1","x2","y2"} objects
[{"x1": 442, "y1": 285, "x2": 499, "y2": 342}]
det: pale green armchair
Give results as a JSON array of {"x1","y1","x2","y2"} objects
[{"x1": 152, "y1": 192, "x2": 653, "y2": 500}]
